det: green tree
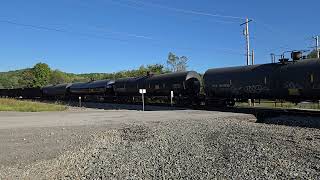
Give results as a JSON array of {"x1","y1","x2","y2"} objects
[
  {"x1": 50, "y1": 70, "x2": 68, "y2": 85},
  {"x1": 0, "y1": 61, "x2": 173, "y2": 88},
  {"x1": 32, "y1": 63, "x2": 51, "y2": 87},
  {"x1": 176, "y1": 56, "x2": 188, "y2": 72},
  {"x1": 308, "y1": 50, "x2": 319, "y2": 59},
  {"x1": 19, "y1": 69, "x2": 36, "y2": 88},
  {"x1": 147, "y1": 64, "x2": 165, "y2": 74},
  {"x1": 167, "y1": 52, "x2": 188, "y2": 72},
  {"x1": 167, "y1": 52, "x2": 178, "y2": 72}
]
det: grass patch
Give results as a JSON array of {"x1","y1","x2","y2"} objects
[{"x1": 0, "y1": 98, "x2": 67, "y2": 112}]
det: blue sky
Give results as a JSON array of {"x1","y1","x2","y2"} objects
[{"x1": 0, "y1": 0, "x2": 319, "y2": 73}]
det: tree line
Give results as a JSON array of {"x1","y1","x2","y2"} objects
[{"x1": 0, "y1": 52, "x2": 188, "y2": 89}]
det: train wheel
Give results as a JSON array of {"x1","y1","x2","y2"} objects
[
  {"x1": 228, "y1": 99, "x2": 236, "y2": 107},
  {"x1": 226, "y1": 99, "x2": 235, "y2": 107}
]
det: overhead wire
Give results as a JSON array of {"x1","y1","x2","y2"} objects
[
  {"x1": 0, "y1": 18, "x2": 245, "y2": 57},
  {"x1": 106, "y1": 0, "x2": 244, "y2": 25},
  {"x1": 0, "y1": 19, "x2": 136, "y2": 43},
  {"x1": 87, "y1": 25, "x2": 154, "y2": 40},
  {"x1": 0, "y1": 0, "x2": 256, "y2": 59},
  {"x1": 106, "y1": 0, "x2": 319, "y2": 61},
  {"x1": 124, "y1": 0, "x2": 245, "y2": 20},
  {"x1": 106, "y1": 0, "x2": 250, "y2": 58}
]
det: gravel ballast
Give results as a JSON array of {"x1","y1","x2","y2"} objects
[{"x1": 0, "y1": 109, "x2": 319, "y2": 179}]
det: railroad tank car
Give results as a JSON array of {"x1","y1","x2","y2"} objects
[
  {"x1": 69, "y1": 80, "x2": 114, "y2": 96},
  {"x1": 204, "y1": 64, "x2": 277, "y2": 105},
  {"x1": 0, "y1": 89, "x2": 12, "y2": 97},
  {"x1": 273, "y1": 58, "x2": 320, "y2": 101},
  {"x1": 0, "y1": 89, "x2": 5, "y2": 97},
  {"x1": 0, "y1": 88, "x2": 41, "y2": 98},
  {"x1": 5, "y1": 88, "x2": 20, "y2": 98},
  {"x1": 42, "y1": 83, "x2": 71, "y2": 99},
  {"x1": 19, "y1": 88, "x2": 42, "y2": 98},
  {"x1": 145, "y1": 71, "x2": 201, "y2": 101},
  {"x1": 113, "y1": 71, "x2": 201, "y2": 104},
  {"x1": 204, "y1": 57, "x2": 320, "y2": 106},
  {"x1": 69, "y1": 82, "x2": 90, "y2": 95},
  {"x1": 113, "y1": 76, "x2": 148, "y2": 97},
  {"x1": 86, "y1": 80, "x2": 115, "y2": 95}
]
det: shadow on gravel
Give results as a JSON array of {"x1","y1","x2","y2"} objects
[
  {"x1": 68, "y1": 102, "x2": 189, "y2": 111},
  {"x1": 256, "y1": 115, "x2": 320, "y2": 129},
  {"x1": 206, "y1": 107, "x2": 320, "y2": 129},
  {"x1": 66, "y1": 101, "x2": 320, "y2": 129}
]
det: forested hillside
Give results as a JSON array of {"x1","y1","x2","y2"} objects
[
  {"x1": 0, "y1": 63, "x2": 168, "y2": 89},
  {"x1": 0, "y1": 52, "x2": 190, "y2": 89}
]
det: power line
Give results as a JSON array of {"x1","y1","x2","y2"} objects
[
  {"x1": 106, "y1": 0, "x2": 318, "y2": 62},
  {"x1": 110, "y1": 0, "x2": 245, "y2": 20},
  {"x1": 107, "y1": 0, "x2": 240, "y2": 25},
  {"x1": 0, "y1": 19, "x2": 246, "y2": 57},
  {"x1": 107, "y1": 1, "x2": 249, "y2": 55},
  {"x1": 252, "y1": 20, "x2": 281, "y2": 34},
  {"x1": 251, "y1": 19, "x2": 318, "y2": 56},
  {"x1": 104, "y1": 0, "x2": 146, "y2": 13},
  {"x1": 88, "y1": 25, "x2": 154, "y2": 40},
  {"x1": 0, "y1": 19, "x2": 135, "y2": 43}
]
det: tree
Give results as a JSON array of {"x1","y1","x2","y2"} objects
[
  {"x1": 308, "y1": 50, "x2": 319, "y2": 59},
  {"x1": 137, "y1": 65, "x2": 147, "y2": 76},
  {"x1": 19, "y1": 69, "x2": 36, "y2": 88},
  {"x1": 167, "y1": 52, "x2": 188, "y2": 72},
  {"x1": 147, "y1": 64, "x2": 165, "y2": 74},
  {"x1": 50, "y1": 70, "x2": 67, "y2": 85},
  {"x1": 0, "y1": 61, "x2": 174, "y2": 88},
  {"x1": 167, "y1": 52, "x2": 178, "y2": 72},
  {"x1": 176, "y1": 56, "x2": 188, "y2": 72},
  {"x1": 32, "y1": 63, "x2": 51, "y2": 87}
]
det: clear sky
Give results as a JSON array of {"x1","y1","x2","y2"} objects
[{"x1": 0, "y1": 0, "x2": 319, "y2": 73}]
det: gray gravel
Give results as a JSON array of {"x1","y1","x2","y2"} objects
[
  {"x1": 82, "y1": 119, "x2": 320, "y2": 179},
  {"x1": 0, "y1": 109, "x2": 320, "y2": 179}
]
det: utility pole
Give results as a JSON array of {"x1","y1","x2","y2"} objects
[
  {"x1": 241, "y1": 18, "x2": 252, "y2": 66},
  {"x1": 241, "y1": 17, "x2": 253, "y2": 106},
  {"x1": 251, "y1": 49, "x2": 255, "y2": 65},
  {"x1": 270, "y1": 53, "x2": 275, "y2": 63},
  {"x1": 251, "y1": 49, "x2": 255, "y2": 107},
  {"x1": 314, "y1": 35, "x2": 319, "y2": 59}
]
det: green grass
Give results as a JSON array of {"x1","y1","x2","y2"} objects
[
  {"x1": 236, "y1": 100, "x2": 320, "y2": 110},
  {"x1": 0, "y1": 98, "x2": 67, "y2": 112}
]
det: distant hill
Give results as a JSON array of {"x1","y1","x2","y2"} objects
[
  {"x1": 0, "y1": 63, "x2": 167, "y2": 89},
  {"x1": 0, "y1": 69, "x2": 27, "y2": 89}
]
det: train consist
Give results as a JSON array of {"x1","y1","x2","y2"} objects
[
  {"x1": 1, "y1": 51, "x2": 320, "y2": 107},
  {"x1": 0, "y1": 71, "x2": 202, "y2": 105}
]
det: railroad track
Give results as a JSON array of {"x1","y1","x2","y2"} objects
[
  {"x1": 16, "y1": 98, "x2": 320, "y2": 129},
  {"x1": 64, "y1": 99, "x2": 320, "y2": 118}
]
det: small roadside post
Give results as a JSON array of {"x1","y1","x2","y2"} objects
[
  {"x1": 79, "y1": 96, "x2": 82, "y2": 107},
  {"x1": 170, "y1": 91, "x2": 174, "y2": 106},
  {"x1": 139, "y1": 89, "x2": 146, "y2": 111}
]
